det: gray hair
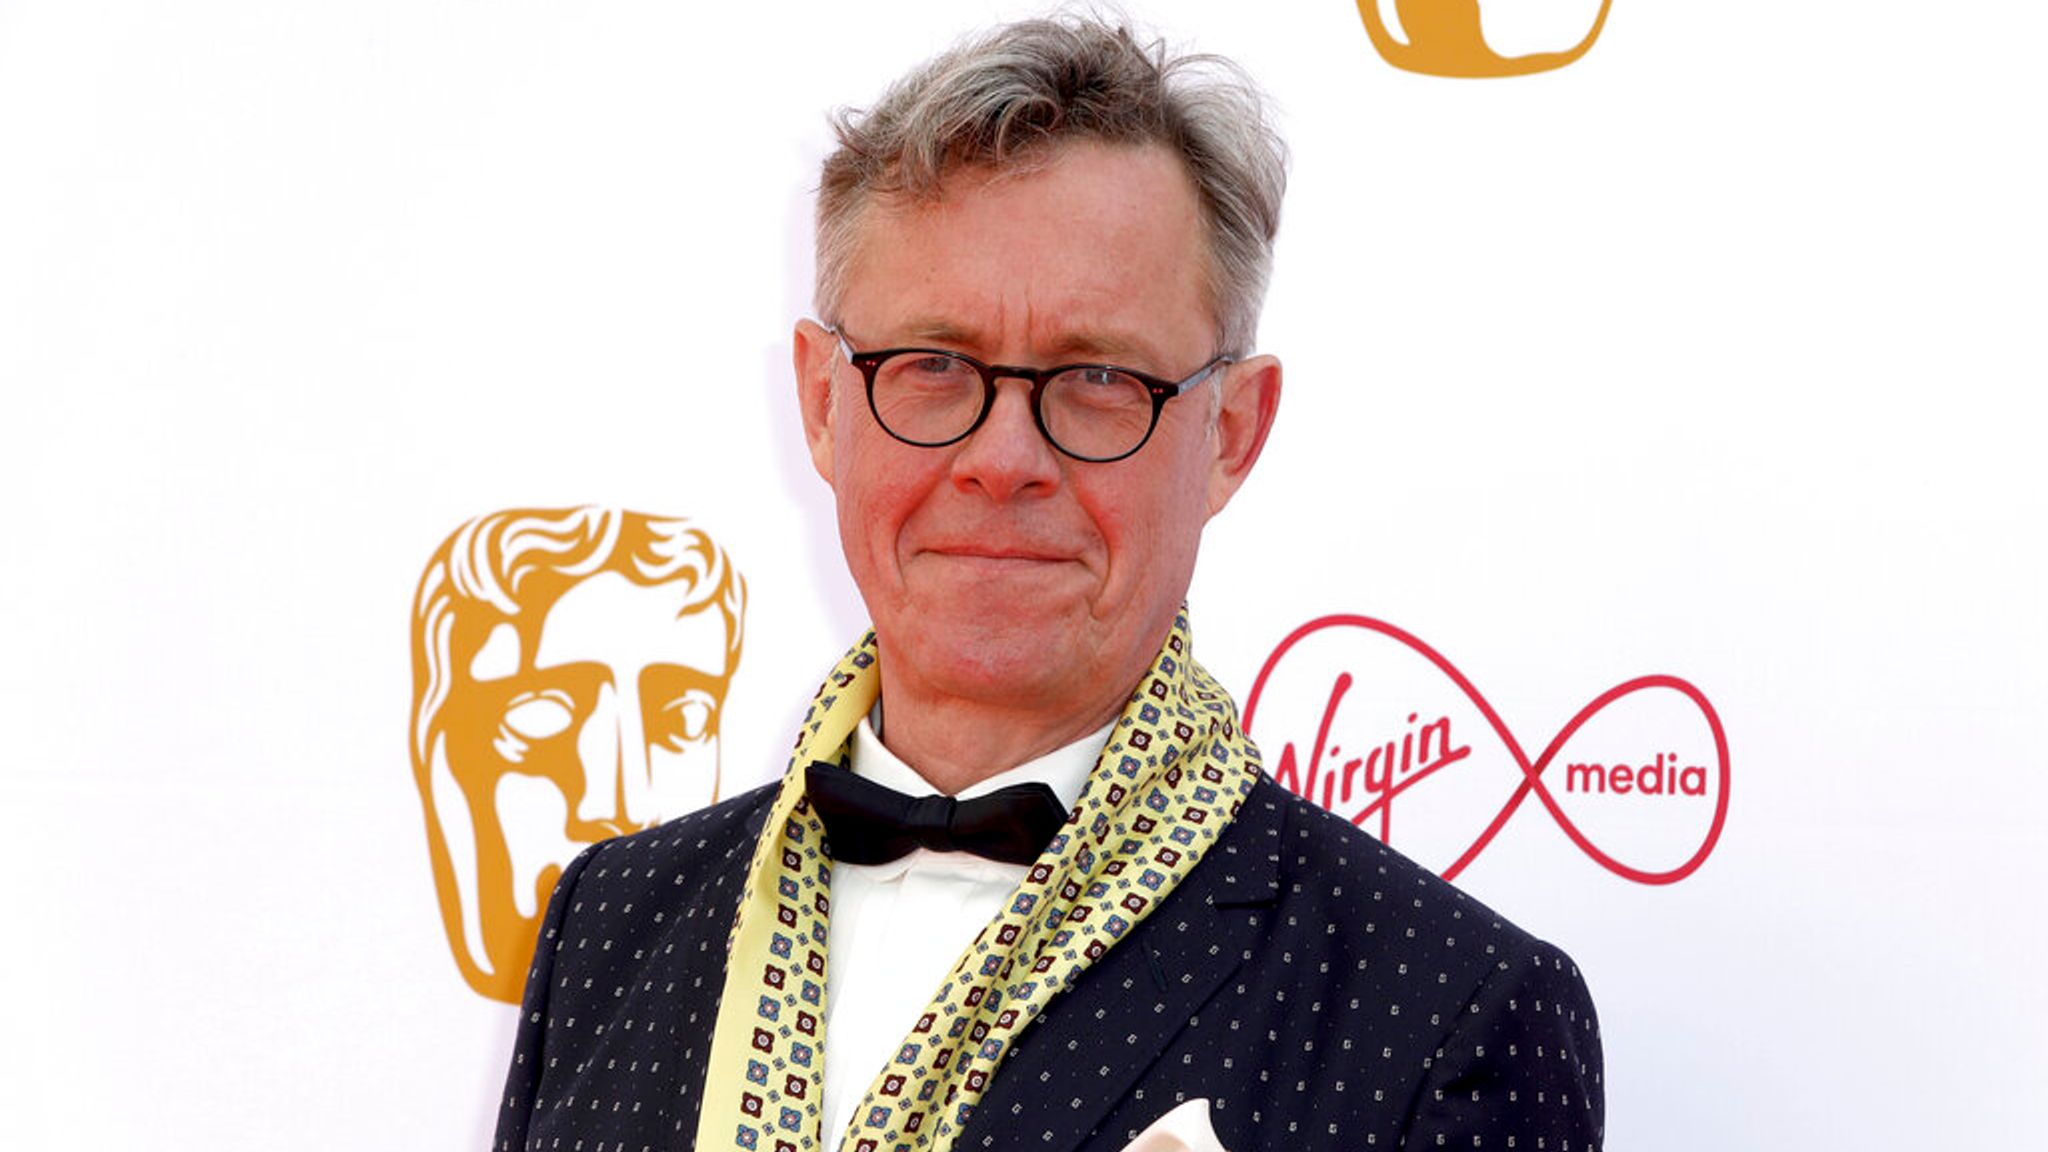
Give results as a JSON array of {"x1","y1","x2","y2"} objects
[{"x1": 814, "y1": 14, "x2": 1288, "y2": 358}]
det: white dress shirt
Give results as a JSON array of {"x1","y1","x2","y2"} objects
[{"x1": 819, "y1": 714, "x2": 1110, "y2": 1149}]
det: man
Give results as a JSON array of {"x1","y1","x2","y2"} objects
[
  {"x1": 411, "y1": 505, "x2": 744, "y2": 1003},
  {"x1": 496, "y1": 17, "x2": 1602, "y2": 1152}
]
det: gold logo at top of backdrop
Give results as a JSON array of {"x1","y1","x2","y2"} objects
[
  {"x1": 1359, "y1": 0, "x2": 1612, "y2": 77},
  {"x1": 410, "y1": 506, "x2": 746, "y2": 1003}
]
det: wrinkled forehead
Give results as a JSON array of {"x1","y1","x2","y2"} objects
[{"x1": 838, "y1": 142, "x2": 1217, "y2": 361}]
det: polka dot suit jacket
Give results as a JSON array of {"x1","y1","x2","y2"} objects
[{"x1": 495, "y1": 774, "x2": 1605, "y2": 1151}]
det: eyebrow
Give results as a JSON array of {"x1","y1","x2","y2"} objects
[{"x1": 889, "y1": 320, "x2": 1152, "y2": 364}]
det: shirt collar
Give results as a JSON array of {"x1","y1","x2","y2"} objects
[{"x1": 848, "y1": 709, "x2": 1111, "y2": 813}]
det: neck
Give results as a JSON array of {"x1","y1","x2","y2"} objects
[{"x1": 873, "y1": 668, "x2": 1130, "y2": 796}]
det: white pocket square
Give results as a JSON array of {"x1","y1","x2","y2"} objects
[{"x1": 1119, "y1": 1098, "x2": 1230, "y2": 1152}]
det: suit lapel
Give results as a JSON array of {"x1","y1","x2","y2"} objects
[
  {"x1": 660, "y1": 788, "x2": 780, "y2": 1143},
  {"x1": 961, "y1": 780, "x2": 1286, "y2": 1149}
]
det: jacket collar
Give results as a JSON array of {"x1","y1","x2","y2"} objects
[{"x1": 959, "y1": 776, "x2": 1286, "y2": 1147}]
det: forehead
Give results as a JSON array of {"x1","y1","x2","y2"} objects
[
  {"x1": 530, "y1": 571, "x2": 730, "y2": 679},
  {"x1": 840, "y1": 141, "x2": 1215, "y2": 364}
]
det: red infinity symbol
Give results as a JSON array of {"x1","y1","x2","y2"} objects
[{"x1": 1243, "y1": 615, "x2": 1731, "y2": 885}]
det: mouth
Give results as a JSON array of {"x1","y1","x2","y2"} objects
[
  {"x1": 922, "y1": 537, "x2": 1074, "y2": 561},
  {"x1": 924, "y1": 546, "x2": 1074, "y2": 570}
]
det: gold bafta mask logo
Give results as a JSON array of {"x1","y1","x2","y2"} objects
[
  {"x1": 409, "y1": 507, "x2": 746, "y2": 1002},
  {"x1": 1358, "y1": 0, "x2": 1612, "y2": 77}
]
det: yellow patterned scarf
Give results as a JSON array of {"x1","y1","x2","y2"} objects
[{"x1": 695, "y1": 611, "x2": 1259, "y2": 1152}]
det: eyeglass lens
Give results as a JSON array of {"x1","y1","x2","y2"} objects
[{"x1": 869, "y1": 351, "x2": 1158, "y2": 460}]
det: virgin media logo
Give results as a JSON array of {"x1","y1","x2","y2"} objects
[{"x1": 1243, "y1": 615, "x2": 1728, "y2": 885}]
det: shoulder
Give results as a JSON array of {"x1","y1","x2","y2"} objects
[
  {"x1": 574, "y1": 781, "x2": 778, "y2": 881},
  {"x1": 1242, "y1": 775, "x2": 1605, "y2": 1144},
  {"x1": 539, "y1": 782, "x2": 780, "y2": 945},
  {"x1": 495, "y1": 786, "x2": 779, "y2": 1149},
  {"x1": 1250, "y1": 773, "x2": 1560, "y2": 960},
  {"x1": 1226, "y1": 773, "x2": 1599, "y2": 1060}
]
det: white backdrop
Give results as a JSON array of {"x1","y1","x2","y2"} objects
[{"x1": 3, "y1": 1, "x2": 2043, "y2": 1147}]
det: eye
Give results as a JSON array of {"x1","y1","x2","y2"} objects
[
  {"x1": 1049, "y1": 367, "x2": 1149, "y2": 413},
  {"x1": 881, "y1": 352, "x2": 978, "y2": 389},
  {"x1": 502, "y1": 690, "x2": 575, "y2": 739},
  {"x1": 652, "y1": 689, "x2": 719, "y2": 749}
]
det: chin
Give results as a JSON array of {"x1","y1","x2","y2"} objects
[
  {"x1": 904, "y1": 616, "x2": 1077, "y2": 695},
  {"x1": 877, "y1": 573, "x2": 1143, "y2": 693}
]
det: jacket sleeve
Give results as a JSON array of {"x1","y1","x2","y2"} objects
[
  {"x1": 491, "y1": 844, "x2": 598, "y2": 1152},
  {"x1": 1399, "y1": 940, "x2": 1606, "y2": 1150}
]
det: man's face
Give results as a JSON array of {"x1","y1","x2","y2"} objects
[
  {"x1": 426, "y1": 570, "x2": 731, "y2": 1001},
  {"x1": 797, "y1": 141, "x2": 1275, "y2": 722}
]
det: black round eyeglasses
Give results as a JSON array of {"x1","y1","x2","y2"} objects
[{"x1": 834, "y1": 330, "x2": 1229, "y2": 463}]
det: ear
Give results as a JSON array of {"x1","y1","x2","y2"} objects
[
  {"x1": 1205, "y1": 354, "x2": 1282, "y2": 518},
  {"x1": 792, "y1": 319, "x2": 841, "y2": 484}
]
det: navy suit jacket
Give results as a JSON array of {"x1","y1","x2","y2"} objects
[{"x1": 495, "y1": 774, "x2": 1604, "y2": 1150}]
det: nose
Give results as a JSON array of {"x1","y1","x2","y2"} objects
[
  {"x1": 949, "y1": 378, "x2": 1061, "y2": 500},
  {"x1": 573, "y1": 680, "x2": 656, "y2": 831}
]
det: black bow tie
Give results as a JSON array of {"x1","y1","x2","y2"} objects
[{"x1": 805, "y1": 760, "x2": 1068, "y2": 866}]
